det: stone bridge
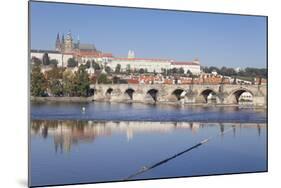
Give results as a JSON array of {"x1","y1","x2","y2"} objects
[{"x1": 89, "y1": 84, "x2": 267, "y2": 107}]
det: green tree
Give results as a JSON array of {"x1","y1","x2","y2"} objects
[
  {"x1": 92, "y1": 60, "x2": 100, "y2": 71},
  {"x1": 85, "y1": 60, "x2": 91, "y2": 69},
  {"x1": 31, "y1": 65, "x2": 47, "y2": 96},
  {"x1": 167, "y1": 69, "x2": 171, "y2": 76},
  {"x1": 126, "y1": 64, "x2": 131, "y2": 74},
  {"x1": 172, "y1": 68, "x2": 178, "y2": 74},
  {"x1": 105, "y1": 66, "x2": 112, "y2": 74},
  {"x1": 73, "y1": 65, "x2": 90, "y2": 96},
  {"x1": 186, "y1": 70, "x2": 193, "y2": 77},
  {"x1": 49, "y1": 79, "x2": 63, "y2": 96},
  {"x1": 42, "y1": 53, "x2": 50, "y2": 66},
  {"x1": 115, "y1": 64, "x2": 121, "y2": 73},
  {"x1": 45, "y1": 66, "x2": 63, "y2": 80},
  {"x1": 139, "y1": 68, "x2": 144, "y2": 74},
  {"x1": 179, "y1": 67, "x2": 185, "y2": 75},
  {"x1": 62, "y1": 69, "x2": 75, "y2": 96},
  {"x1": 67, "y1": 58, "x2": 78, "y2": 67},
  {"x1": 50, "y1": 59, "x2": 58, "y2": 67},
  {"x1": 162, "y1": 68, "x2": 167, "y2": 76},
  {"x1": 98, "y1": 73, "x2": 110, "y2": 84},
  {"x1": 45, "y1": 66, "x2": 64, "y2": 96},
  {"x1": 32, "y1": 56, "x2": 42, "y2": 66}
]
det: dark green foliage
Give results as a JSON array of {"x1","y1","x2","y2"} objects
[
  {"x1": 32, "y1": 56, "x2": 42, "y2": 66},
  {"x1": 98, "y1": 73, "x2": 111, "y2": 84},
  {"x1": 126, "y1": 64, "x2": 131, "y2": 74},
  {"x1": 31, "y1": 65, "x2": 47, "y2": 96},
  {"x1": 139, "y1": 68, "x2": 144, "y2": 74},
  {"x1": 45, "y1": 66, "x2": 63, "y2": 80},
  {"x1": 105, "y1": 66, "x2": 112, "y2": 74},
  {"x1": 49, "y1": 79, "x2": 63, "y2": 96},
  {"x1": 50, "y1": 59, "x2": 58, "y2": 67},
  {"x1": 62, "y1": 70, "x2": 75, "y2": 96},
  {"x1": 179, "y1": 67, "x2": 185, "y2": 75},
  {"x1": 115, "y1": 64, "x2": 121, "y2": 73},
  {"x1": 202, "y1": 66, "x2": 267, "y2": 78},
  {"x1": 42, "y1": 53, "x2": 50, "y2": 66},
  {"x1": 92, "y1": 60, "x2": 100, "y2": 70},
  {"x1": 73, "y1": 65, "x2": 91, "y2": 96},
  {"x1": 67, "y1": 58, "x2": 78, "y2": 67},
  {"x1": 186, "y1": 70, "x2": 192, "y2": 76},
  {"x1": 85, "y1": 60, "x2": 91, "y2": 69}
]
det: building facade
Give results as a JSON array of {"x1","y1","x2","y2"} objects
[{"x1": 31, "y1": 31, "x2": 201, "y2": 75}]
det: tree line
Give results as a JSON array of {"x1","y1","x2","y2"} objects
[
  {"x1": 201, "y1": 66, "x2": 267, "y2": 78},
  {"x1": 31, "y1": 64, "x2": 92, "y2": 97}
]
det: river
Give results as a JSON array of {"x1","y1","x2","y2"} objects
[{"x1": 30, "y1": 102, "x2": 267, "y2": 187}]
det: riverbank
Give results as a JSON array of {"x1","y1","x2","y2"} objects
[
  {"x1": 30, "y1": 96, "x2": 94, "y2": 103},
  {"x1": 30, "y1": 96, "x2": 267, "y2": 109}
]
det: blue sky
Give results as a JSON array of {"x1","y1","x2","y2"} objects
[{"x1": 30, "y1": 1, "x2": 267, "y2": 68}]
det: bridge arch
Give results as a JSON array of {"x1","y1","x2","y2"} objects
[
  {"x1": 105, "y1": 88, "x2": 113, "y2": 98},
  {"x1": 229, "y1": 88, "x2": 254, "y2": 104},
  {"x1": 124, "y1": 88, "x2": 135, "y2": 100},
  {"x1": 89, "y1": 88, "x2": 96, "y2": 96},
  {"x1": 197, "y1": 89, "x2": 218, "y2": 104},
  {"x1": 146, "y1": 88, "x2": 159, "y2": 102},
  {"x1": 171, "y1": 88, "x2": 186, "y2": 101}
]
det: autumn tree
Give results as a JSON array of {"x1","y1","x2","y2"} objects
[{"x1": 31, "y1": 65, "x2": 47, "y2": 96}]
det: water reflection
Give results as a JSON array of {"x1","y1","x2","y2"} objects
[{"x1": 31, "y1": 120, "x2": 265, "y2": 153}]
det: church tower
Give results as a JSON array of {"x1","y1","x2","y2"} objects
[
  {"x1": 55, "y1": 33, "x2": 61, "y2": 51},
  {"x1": 64, "y1": 31, "x2": 73, "y2": 52},
  {"x1": 61, "y1": 34, "x2": 65, "y2": 52},
  {"x1": 128, "y1": 50, "x2": 135, "y2": 58}
]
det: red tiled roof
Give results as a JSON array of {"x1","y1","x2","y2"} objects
[
  {"x1": 113, "y1": 57, "x2": 172, "y2": 62},
  {"x1": 171, "y1": 62, "x2": 199, "y2": 65},
  {"x1": 76, "y1": 51, "x2": 113, "y2": 58}
]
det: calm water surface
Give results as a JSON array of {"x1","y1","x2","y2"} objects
[{"x1": 30, "y1": 102, "x2": 267, "y2": 187}]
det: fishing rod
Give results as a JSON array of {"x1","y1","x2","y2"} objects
[{"x1": 125, "y1": 127, "x2": 234, "y2": 180}]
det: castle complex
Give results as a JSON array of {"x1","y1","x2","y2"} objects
[
  {"x1": 31, "y1": 31, "x2": 201, "y2": 74},
  {"x1": 55, "y1": 31, "x2": 98, "y2": 53}
]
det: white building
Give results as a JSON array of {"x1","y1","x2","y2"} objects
[
  {"x1": 107, "y1": 52, "x2": 201, "y2": 74},
  {"x1": 108, "y1": 57, "x2": 172, "y2": 73},
  {"x1": 171, "y1": 60, "x2": 201, "y2": 74},
  {"x1": 31, "y1": 49, "x2": 201, "y2": 75},
  {"x1": 31, "y1": 49, "x2": 73, "y2": 67}
]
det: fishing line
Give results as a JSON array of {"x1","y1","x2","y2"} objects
[{"x1": 125, "y1": 127, "x2": 234, "y2": 180}]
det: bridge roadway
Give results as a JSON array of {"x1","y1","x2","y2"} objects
[{"x1": 89, "y1": 84, "x2": 267, "y2": 106}]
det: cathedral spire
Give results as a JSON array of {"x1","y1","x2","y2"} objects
[
  {"x1": 61, "y1": 34, "x2": 65, "y2": 43},
  {"x1": 77, "y1": 34, "x2": 80, "y2": 48},
  {"x1": 61, "y1": 34, "x2": 65, "y2": 52},
  {"x1": 55, "y1": 32, "x2": 61, "y2": 51}
]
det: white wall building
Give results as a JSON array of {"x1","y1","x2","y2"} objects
[
  {"x1": 31, "y1": 50, "x2": 73, "y2": 67},
  {"x1": 31, "y1": 48, "x2": 201, "y2": 75},
  {"x1": 108, "y1": 57, "x2": 201, "y2": 74},
  {"x1": 108, "y1": 57, "x2": 172, "y2": 73},
  {"x1": 171, "y1": 61, "x2": 201, "y2": 74}
]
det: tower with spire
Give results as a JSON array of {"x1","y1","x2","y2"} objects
[
  {"x1": 61, "y1": 34, "x2": 65, "y2": 52},
  {"x1": 128, "y1": 50, "x2": 135, "y2": 58},
  {"x1": 64, "y1": 30, "x2": 73, "y2": 52},
  {"x1": 55, "y1": 33, "x2": 61, "y2": 51}
]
